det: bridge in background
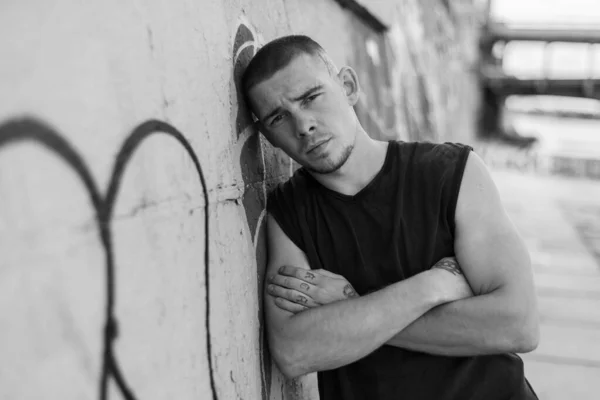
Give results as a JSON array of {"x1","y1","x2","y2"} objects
[
  {"x1": 481, "y1": 24, "x2": 600, "y2": 100},
  {"x1": 478, "y1": 23, "x2": 600, "y2": 140}
]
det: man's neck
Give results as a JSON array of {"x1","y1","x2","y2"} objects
[{"x1": 309, "y1": 130, "x2": 389, "y2": 196}]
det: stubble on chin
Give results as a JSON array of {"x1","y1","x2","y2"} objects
[{"x1": 305, "y1": 143, "x2": 354, "y2": 174}]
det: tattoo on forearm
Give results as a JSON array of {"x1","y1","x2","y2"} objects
[
  {"x1": 343, "y1": 284, "x2": 358, "y2": 298},
  {"x1": 297, "y1": 295, "x2": 308, "y2": 304},
  {"x1": 300, "y1": 283, "x2": 310, "y2": 291},
  {"x1": 305, "y1": 272, "x2": 315, "y2": 280},
  {"x1": 434, "y1": 258, "x2": 462, "y2": 276}
]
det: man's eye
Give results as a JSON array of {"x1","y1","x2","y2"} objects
[
  {"x1": 306, "y1": 94, "x2": 320, "y2": 103},
  {"x1": 270, "y1": 114, "x2": 284, "y2": 126}
]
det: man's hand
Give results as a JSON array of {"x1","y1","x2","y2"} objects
[{"x1": 266, "y1": 266, "x2": 359, "y2": 314}]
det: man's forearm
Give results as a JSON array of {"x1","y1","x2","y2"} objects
[
  {"x1": 386, "y1": 286, "x2": 538, "y2": 356},
  {"x1": 271, "y1": 270, "x2": 447, "y2": 377}
]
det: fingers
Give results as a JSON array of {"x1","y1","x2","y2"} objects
[
  {"x1": 277, "y1": 265, "x2": 320, "y2": 284},
  {"x1": 342, "y1": 283, "x2": 359, "y2": 298},
  {"x1": 314, "y1": 269, "x2": 341, "y2": 278},
  {"x1": 267, "y1": 283, "x2": 320, "y2": 307},
  {"x1": 269, "y1": 272, "x2": 317, "y2": 295},
  {"x1": 273, "y1": 297, "x2": 308, "y2": 314}
]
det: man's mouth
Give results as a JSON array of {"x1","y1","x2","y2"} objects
[{"x1": 306, "y1": 138, "x2": 330, "y2": 154}]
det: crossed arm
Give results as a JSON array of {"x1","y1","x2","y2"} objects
[
  {"x1": 263, "y1": 152, "x2": 539, "y2": 378},
  {"x1": 385, "y1": 153, "x2": 539, "y2": 356}
]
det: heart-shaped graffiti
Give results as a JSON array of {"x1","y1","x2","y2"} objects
[{"x1": 0, "y1": 118, "x2": 217, "y2": 400}]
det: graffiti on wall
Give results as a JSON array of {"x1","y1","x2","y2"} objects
[
  {"x1": 230, "y1": 16, "x2": 274, "y2": 400},
  {"x1": 232, "y1": 18, "x2": 267, "y2": 248},
  {"x1": 0, "y1": 15, "x2": 291, "y2": 400},
  {"x1": 0, "y1": 118, "x2": 218, "y2": 400}
]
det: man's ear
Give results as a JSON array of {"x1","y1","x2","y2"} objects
[{"x1": 337, "y1": 66, "x2": 360, "y2": 106}]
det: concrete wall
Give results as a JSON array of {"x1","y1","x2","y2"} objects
[{"x1": 0, "y1": 1, "x2": 482, "y2": 399}]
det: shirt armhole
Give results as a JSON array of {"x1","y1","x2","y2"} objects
[
  {"x1": 267, "y1": 208, "x2": 305, "y2": 251},
  {"x1": 266, "y1": 187, "x2": 306, "y2": 251},
  {"x1": 447, "y1": 145, "x2": 473, "y2": 237}
]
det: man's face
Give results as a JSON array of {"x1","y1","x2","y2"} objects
[{"x1": 247, "y1": 54, "x2": 357, "y2": 174}]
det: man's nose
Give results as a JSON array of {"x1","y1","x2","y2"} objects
[{"x1": 293, "y1": 112, "x2": 316, "y2": 137}]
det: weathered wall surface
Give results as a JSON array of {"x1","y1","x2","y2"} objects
[
  {"x1": 0, "y1": 1, "x2": 482, "y2": 399},
  {"x1": 286, "y1": 0, "x2": 484, "y2": 143},
  {"x1": 388, "y1": 0, "x2": 483, "y2": 143}
]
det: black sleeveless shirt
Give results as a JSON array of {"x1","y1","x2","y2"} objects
[{"x1": 267, "y1": 141, "x2": 537, "y2": 400}]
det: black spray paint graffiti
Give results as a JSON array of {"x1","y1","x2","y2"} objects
[
  {"x1": 0, "y1": 118, "x2": 218, "y2": 400},
  {"x1": 231, "y1": 20, "x2": 273, "y2": 400}
]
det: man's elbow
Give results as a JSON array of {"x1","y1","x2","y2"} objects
[
  {"x1": 515, "y1": 320, "x2": 539, "y2": 353},
  {"x1": 268, "y1": 333, "x2": 311, "y2": 379},
  {"x1": 274, "y1": 358, "x2": 306, "y2": 380},
  {"x1": 510, "y1": 309, "x2": 540, "y2": 353},
  {"x1": 272, "y1": 348, "x2": 312, "y2": 379}
]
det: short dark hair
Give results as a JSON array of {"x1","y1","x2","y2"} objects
[{"x1": 241, "y1": 35, "x2": 337, "y2": 113}]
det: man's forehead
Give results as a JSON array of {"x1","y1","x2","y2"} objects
[
  {"x1": 248, "y1": 54, "x2": 332, "y2": 119},
  {"x1": 257, "y1": 54, "x2": 330, "y2": 91}
]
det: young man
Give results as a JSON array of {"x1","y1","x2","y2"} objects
[{"x1": 242, "y1": 35, "x2": 539, "y2": 400}]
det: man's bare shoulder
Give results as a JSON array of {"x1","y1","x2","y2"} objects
[
  {"x1": 454, "y1": 151, "x2": 501, "y2": 221},
  {"x1": 454, "y1": 151, "x2": 531, "y2": 295}
]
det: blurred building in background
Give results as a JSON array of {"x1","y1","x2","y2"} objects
[{"x1": 479, "y1": 0, "x2": 600, "y2": 179}]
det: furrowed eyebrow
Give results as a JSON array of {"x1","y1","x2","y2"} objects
[
  {"x1": 261, "y1": 85, "x2": 324, "y2": 124},
  {"x1": 292, "y1": 85, "x2": 324, "y2": 102}
]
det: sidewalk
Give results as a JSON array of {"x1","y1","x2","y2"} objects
[{"x1": 492, "y1": 170, "x2": 600, "y2": 400}]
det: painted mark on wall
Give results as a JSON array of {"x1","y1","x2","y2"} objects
[
  {"x1": 232, "y1": 19, "x2": 266, "y2": 241},
  {"x1": 230, "y1": 17, "x2": 273, "y2": 400},
  {"x1": 0, "y1": 118, "x2": 217, "y2": 400}
]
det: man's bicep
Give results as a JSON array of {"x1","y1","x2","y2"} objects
[
  {"x1": 453, "y1": 152, "x2": 532, "y2": 296},
  {"x1": 267, "y1": 214, "x2": 311, "y2": 273},
  {"x1": 264, "y1": 214, "x2": 311, "y2": 319}
]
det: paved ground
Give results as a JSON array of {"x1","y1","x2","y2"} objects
[
  {"x1": 477, "y1": 113, "x2": 600, "y2": 180},
  {"x1": 492, "y1": 169, "x2": 600, "y2": 400}
]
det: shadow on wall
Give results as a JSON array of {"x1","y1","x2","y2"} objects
[{"x1": 0, "y1": 118, "x2": 216, "y2": 400}]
